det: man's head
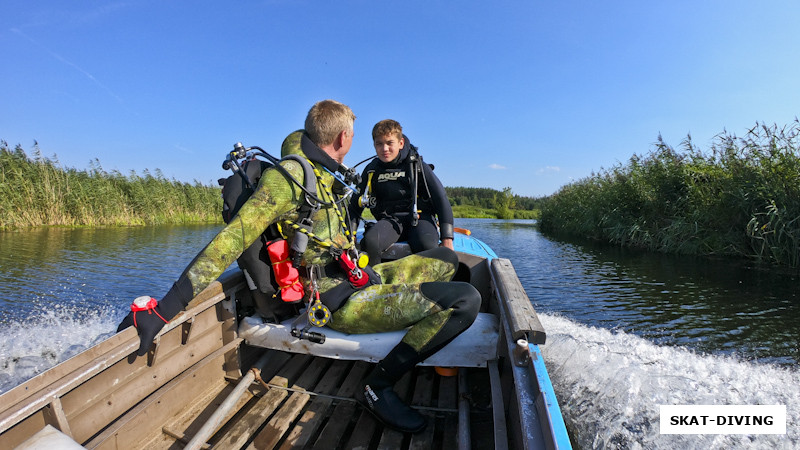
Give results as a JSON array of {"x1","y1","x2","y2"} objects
[
  {"x1": 305, "y1": 100, "x2": 356, "y2": 162},
  {"x1": 372, "y1": 119, "x2": 405, "y2": 163}
]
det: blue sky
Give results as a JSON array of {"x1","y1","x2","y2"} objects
[{"x1": 2, "y1": 1, "x2": 799, "y2": 197}]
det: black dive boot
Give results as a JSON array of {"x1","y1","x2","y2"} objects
[{"x1": 357, "y1": 343, "x2": 427, "y2": 433}]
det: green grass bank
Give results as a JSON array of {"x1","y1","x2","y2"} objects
[
  {"x1": 1, "y1": 141, "x2": 221, "y2": 228},
  {"x1": 539, "y1": 121, "x2": 800, "y2": 268},
  {"x1": 1, "y1": 141, "x2": 540, "y2": 229}
]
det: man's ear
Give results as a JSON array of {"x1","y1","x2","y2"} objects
[{"x1": 335, "y1": 130, "x2": 348, "y2": 149}]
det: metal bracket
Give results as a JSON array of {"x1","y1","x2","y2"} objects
[{"x1": 512, "y1": 338, "x2": 530, "y2": 366}]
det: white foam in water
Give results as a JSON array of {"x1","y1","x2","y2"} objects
[
  {"x1": 0, "y1": 303, "x2": 118, "y2": 394},
  {"x1": 539, "y1": 313, "x2": 799, "y2": 449}
]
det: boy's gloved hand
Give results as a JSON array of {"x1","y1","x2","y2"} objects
[{"x1": 117, "y1": 296, "x2": 170, "y2": 356}]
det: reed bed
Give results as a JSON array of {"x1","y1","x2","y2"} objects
[
  {"x1": 539, "y1": 121, "x2": 800, "y2": 268},
  {"x1": 0, "y1": 141, "x2": 222, "y2": 228}
]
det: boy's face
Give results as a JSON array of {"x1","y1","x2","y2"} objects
[{"x1": 373, "y1": 133, "x2": 404, "y2": 163}]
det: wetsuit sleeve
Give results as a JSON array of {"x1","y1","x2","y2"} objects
[
  {"x1": 422, "y1": 162, "x2": 454, "y2": 240},
  {"x1": 162, "y1": 161, "x2": 304, "y2": 310}
]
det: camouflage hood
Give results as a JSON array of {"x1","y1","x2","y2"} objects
[{"x1": 281, "y1": 130, "x2": 343, "y2": 174}]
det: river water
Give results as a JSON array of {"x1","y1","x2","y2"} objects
[{"x1": 0, "y1": 219, "x2": 797, "y2": 449}]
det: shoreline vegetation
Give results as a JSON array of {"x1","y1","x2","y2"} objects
[
  {"x1": 0, "y1": 141, "x2": 540, "y2": 230},
  {"x1": 539, "y1": 121, "x2": 800, "y2": 268},
  {"x1": 6, "y1": 118, "x2": 797, "y2": 270},
  {"x1": 0, "y1": 141, "x2": 220, "y2": 228}
]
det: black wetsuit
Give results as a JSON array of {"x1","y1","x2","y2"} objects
[{"x1": 350, "y1": 137, "x2": 454, "y2": 264}]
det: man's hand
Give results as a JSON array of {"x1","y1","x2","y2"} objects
[
  {"x1": 117, "y1": 296, "x2": 170, "y2": 356},
  {"x1": 440, "y1": 238, "x2": 454, "y2": 251}
]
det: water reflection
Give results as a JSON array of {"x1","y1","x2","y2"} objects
[
  {"x1": 0, "y1": 225, "x2": 222, "y2": 322},
  {"x1": 1, "y1": 220, "x2": 797, "y2": 366},
  {"x1": 455, "y1": 219, "x2": 799, "y2": 366}
]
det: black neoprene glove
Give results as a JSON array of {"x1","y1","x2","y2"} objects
[
  {"x1": 116, "y1": 279, "x2": 192, "y2": 356},
  {"x1": 116, "y1": 297, "x2": 170, "y2": 356}
]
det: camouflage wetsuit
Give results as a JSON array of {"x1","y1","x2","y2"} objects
[{"x1": 162, "y1": 130, "x2": 479, "y2": 356}]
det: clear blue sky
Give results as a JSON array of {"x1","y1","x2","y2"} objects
[{"x1": 2, "y1": 1, "x2": 799, "y2": 197}]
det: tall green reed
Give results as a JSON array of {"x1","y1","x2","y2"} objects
[
  {"x1": 1, "y1": 141, "x2": 222, "y2": 228},
  {"x1": 539, "y1": 121, "x2": 800, "y2": 267}
]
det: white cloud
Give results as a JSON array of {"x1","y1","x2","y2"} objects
[
  {"x1": 537, "y1": 166, "x2": 561, "y2": 174},
  {"x1": 488, "y1": 163, "x2": 507, "y2": 170},
  {"x1": 174, "y1": 144, "x2": 194, "y2": 154}
]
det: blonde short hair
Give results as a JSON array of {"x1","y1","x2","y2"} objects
[{"x1": 304, "y1": 100, "x2": 356, "y2": 146}]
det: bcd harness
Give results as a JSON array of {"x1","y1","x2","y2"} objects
[
  {"x1": 220, "y1": 141, "x2": 374, "y2": 343},
  {"x1": 359, "y1": 142, "x2": 433, "y2": 226}
]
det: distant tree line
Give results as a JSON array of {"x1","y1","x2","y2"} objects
[
  {"x1": 446, "y1": 186, "x2": 543, "y2": 210},
  {"x1": 446, "y1": 186, "x2": 543, "y2": 219}
]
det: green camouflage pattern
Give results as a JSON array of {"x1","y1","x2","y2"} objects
[
  {"x1": 185, "y1": 131, "x2": 350, "y2": 296},
  {"x1": 328, "y1": 251, "x2": 458, "y2": 352},
  {"x1": 372, "y1": 251, "x2": 456, "y2": 285}
]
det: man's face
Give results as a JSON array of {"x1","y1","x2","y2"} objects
[{"x1": 374, "y1": 133, "x2": 404, "y2": 163}]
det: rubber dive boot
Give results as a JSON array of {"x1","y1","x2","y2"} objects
[{"x1": 358, "y1": 365, "x2": 427, "y2": 433}]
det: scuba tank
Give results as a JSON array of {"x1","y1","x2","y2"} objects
[{"x1": 219, "y1": 143, "x2": 318, "y2": 321}]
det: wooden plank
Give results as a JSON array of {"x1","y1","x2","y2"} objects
[
  {"x1": 0, "y1": 272, "x2": 244, "y2": 450},
  {"x1": 248, "y1": 357, "x2": 330, "y2": 449},
  {"x1": 44, "y1": 397, "x2": 73, "y2": 439},
  {"x1": 278, "y1": 360, "x2": 358, "y2": 450},
  {"x1": 0, "y1": 274, "x2": 242, "y2": 440},
  {"x1": 169, "y1": 351, "x2": 288, "y2": 450},
  {"x1": 211, "y1": 353, "x2": 309, "y2": 450},
  {"x1": 457, "y1": 369, "x2": 471, "y2": 450},
  {"x1": 490, "y1": 258, "x2": 546, "y2": 344},
  {"x1": 488, "y1": 360, "x2": 508, "y2": 450},
  {"x1": 344, "y1": 409, "x2": 379, "y2": 450},
  {"x1": 409, "y1": 368, "x2": 435, "y2": 450},
  {"x1": 160, "y1": 383, "x2": 248, "y2": 450},
  {"x1": 438, "y1": 373, "x2": 458, "y2": 450},
  {"x1": 68, "y1": 321, "x2": 229, "y2": 443},
  {"x1": 310, "y1": 361, "x2": 371, "y2": 450},
  {"x1": 86, "y1": 339, "x2": 242, "y2": 449}
]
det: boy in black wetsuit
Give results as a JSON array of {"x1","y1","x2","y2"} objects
[{"x1": 350, "y1": 120, "x2": 454, "y2": 264}]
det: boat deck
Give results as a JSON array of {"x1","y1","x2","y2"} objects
[{"x1": 127, "y1": 349, "x2": 493, "y2": 450}]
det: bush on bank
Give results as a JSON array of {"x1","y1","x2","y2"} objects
[{"x1": 539, "y1": 121, "x2": 800, "y2": 268}]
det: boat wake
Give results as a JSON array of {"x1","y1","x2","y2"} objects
[
  {"x1": 0, "y1": 303, "x2": 118, "y2": 394},
  {"x1": 539, "y1": 313, "x2": 799, "y2": 449}
]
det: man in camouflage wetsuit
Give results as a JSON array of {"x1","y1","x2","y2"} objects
[{"x1": 117, "y1": 100, "x2": 480, "y2": 434}]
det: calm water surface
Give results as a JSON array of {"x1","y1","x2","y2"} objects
[{"x1": 1, "y1": 220, "x2": 797, "y2": 449}]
